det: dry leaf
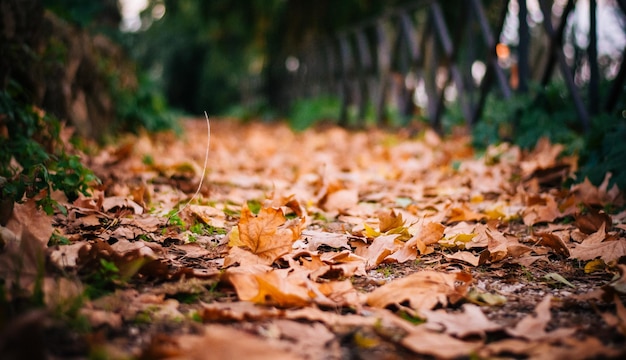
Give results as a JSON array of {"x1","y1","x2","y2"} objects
[
  {"x1": 569, "y1": 224, "x2": 626, "y2": 262},
  {"x1": 401, "y1": 325, "x2": 482, "y2": 359},
  {"x1": 364, "y1": 234, "x2": 403, "y2": 269},
  {"x1": 366, "y1": 271, "x2": 470, "y2": 315},
  {"x1": 445, "y1": 251, "x2": 486, "y2": 266},
  {"x1": 225, "y1": 268, "x2": 311, "y2": 307},
  {"x1": 575, "y1": 208, "x2": 612, "y2": 234},
  {"x1": 506, "y1": 295, "x2": 576, "y2": 341},
  {"x1": 230, "y1": 204, "x2": 302, "y2": 265},
  {"x1": 536, "y1": 232, "x2": 570, "y2": 257},
  {"x1": 422, "y1": 303, "x2": 502, "y2": 338},
  {"x1": 167, "y1": 324, "x2": 303, "y2": 360},
  {"x1": 301, "y1": 230, "x2": 350, "y2": 251}
]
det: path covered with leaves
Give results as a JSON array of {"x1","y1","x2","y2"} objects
[{"x1": 2, "y1": 119, "x2": 626, "y2": 359}]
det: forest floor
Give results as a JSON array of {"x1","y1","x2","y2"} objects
[{"x1": 1, "y1": 118, "x2": 626, "y2": 359}]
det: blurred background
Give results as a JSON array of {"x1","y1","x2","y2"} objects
[
  {"x1": 2, "y1": 0, "x2": 624, "y2": 134},
  {"x1": 1, "y1": 0, "x2": 625, "y2": 207}
]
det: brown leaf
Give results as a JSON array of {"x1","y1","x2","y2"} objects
[
  {"x1": 446, "y1": 202, "x2": 486, "y2": 223},
  {"x1": 520, "y1": 137, "x2": 564, "y2": 177},
  {"x1": 0, "y1": 200, "x2": 52, "y2": 296},
  {"x1": 166, "y1": 324, "x2": 303, "y2": 360},
  {"x1": 569, "y1": 224, "x2": 626, "y2": 262},
  {"x1": 422, "y1": 303, "x2": 502, "y2": 338},
  {"x1": 102, "y1": 196, "x2": 144, "y2": 214},
  {"x1": 366, "y1": 271, "x2": 470, "y2": 315},
  {"x1": 201, "y1": 301, "x2": 284, "y2": 322},
  {"x1": 445, "y1": 251, "x2": 487, "y2": 267},
  {"x1": 575, "y1": 208, "x2": 612, "y2": 234},
  {"x1": 378, "y1": 209, "x2": 404, "y2": 233},
  {"x1": 536, "y1": 232, "x2": 570, "y2": 257},
  {"x1": 301, "y1": 229, "x2": 350, "y2": 251},
  {"x1": 506, "y1": 295, "x2": 576, "y2": 341},
  {"x1": 232, "y1": 204, "x2": 302, "y2": 265},
  {"x1": 523, "y1": 194, "x2": 561, "y2": 226},
  {"x1": 570, "y1": 175, "x2": 624, "y2": 207},
  {"x1": 364, "y1": 234, "x2": 403, "y2": 269},
  {"x1": 322, "y1": 188, "x2": 359, "y2": 212},
  {"x1": 225, "y1": 268, "x2": 312, "y2": 307},
  {"x1": 481, "y1": 336, "x2": 620, "y2": 359},
  {"x1": 401, "y1": 325, "x2": 482, "y2": 359}
]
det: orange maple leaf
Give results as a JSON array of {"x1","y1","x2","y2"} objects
[{"x1": 230, "y1": 204, "x2": 302, "y2": 265}]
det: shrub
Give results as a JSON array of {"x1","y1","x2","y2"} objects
[{"x1": 0, "y1": 83, "x2": 98, "y2": 214}]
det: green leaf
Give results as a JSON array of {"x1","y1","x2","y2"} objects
[{"x1": 543, "y1": 272, "x2": 575, "y2": 288}]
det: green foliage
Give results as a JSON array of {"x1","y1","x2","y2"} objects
[
  {"x1": 43, "y1": 0, "x2": 111, "y2": 28},
  {"x1": 577, "y1": 118, "x2": 626, "y2": 191},
  {"x1": 246, "y1": 199, "x2": 263, "y2": 214},
  {"x1": 84, "y1": 259, "x2": 120, "y2": 299},
  {"x1": 471, "y1": 81, "x2": 626, "y2": 191},
  {"x1": 49, "y1": 231, "x2": 71, "y2": 246},
  {"x1": 111, "y1": 73, "x2": 181, "y2": 135},
  {"x1": 0, "y1": 85, "x2": 99, "y2": 213},
  {"x1": 472, "y1": 82, "x2": 584, "y2": 151},
  {"x1": 165, "y1": 209, "x2": 186, "y2": 230},
  {"x1": 288, "y1": 95, "x2": 341, "y2": 131},
  {"x1": 126, "y1": 0, "x2": 285, "y2": 115}
]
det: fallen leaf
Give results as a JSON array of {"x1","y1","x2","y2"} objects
[
  {"x1": 523, "y1": 194, "x2": 562, "y2": 226},
  {"x1": 225, "y1": 268, "x2": 311, "y2": 307},
  {"x1": 0, "y1": 200, "x2": 52, "y2": 296},
  {"x1": 378, "y1": 209, "x2": 405, "y2": 233},
  {"x1": 301, "y1": 229, "x2": 350, "y2": 251},
  {"x1": 401, "y1": 325, "x2": 482, "y2": 359},
  {"x1": 102, "y1": 196, "x2": 144, "y2": 214},
  {"x1": 536, "y1": 232, "x2": 570, "y2": 258},
  {"x1": 366, "y1": 271, "x2": 470, "y2": 315},
  {"x1": 480, "y1": 336, "x2": 620, "y2": 359},
  {"x1": 446, "y1": 202, "x2": 486, "y2": 223},
  {"x1": 605, "y1": 264, "x2": 626, "y2": 295},
  {"x1": 506, "y1": 295, "x2": 576, "y2": 341},
  {"x1": 570, "y1": 175, "x2": 624, "y2": 207},
  {"x1": 422, "y1": 303, "x2": 502, "y2": 338},
  {"x1": 229, "y1": 204, "x2": 302, "y2": 265},
  {"x1": 271, "y1": 319, "x2": 340, "y2": 359},
  {"x1": 575, "y1": 208, "x2": 612, "y2": 234},
  {"x1": 569, "y1": 224, "x2": 626, "y2": 262},
  {"x1": 445, "y1": 250, "x2": 487, "y2": 266},
  {"x1": 166, "y1": 324, "x2": 303, "y2": 360},
  {"x1": 322, "y1": 188, "x2": 359, "y2": 212},
  {"x1": 364, "y1": 234, "x2": 403, "y2": 269},
  {"x1": 201, "y1": 300, "x2": 284, "y2": 322},
  {"x1": 465, "y1": 287, "x2": 507, "y2": 306},
  {"x1": 543, "y1": 272, "x2": 575, "y2": 288}
]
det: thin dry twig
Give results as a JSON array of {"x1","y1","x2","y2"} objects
[{"x1": 167, "y1": 111, "x2": 211, "y2": 223}]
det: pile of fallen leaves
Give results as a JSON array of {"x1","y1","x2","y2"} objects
[{"x1": 1, "y1": 119, "x2": 625, "y2": 359}]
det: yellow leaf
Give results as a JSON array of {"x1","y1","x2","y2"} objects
[
  {"x1": 227, "y1": 226, "x2": 242, "y2": 247},
  {"x1": 439, "y1": 233, "x2": 476, "y2": 249},
  {"x1": 363, "y1": 223, "x2": 380, "y2": 238},
  {"x1": 584, "y1": 259, "x2": 606, "y2": 274},
  {"x1": 353, "y1": 330, "x2": 380, "y2": 349},
  {"x1": 379, "y1": 210, "x2": 404, "y2": 233}
]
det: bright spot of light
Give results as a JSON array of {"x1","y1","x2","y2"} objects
[
  {"x1": 471, "y1": 60, "x2": 486, "y2": 84},
  {"x1": 496, "y1": 43, "x2": 510, "y2": 59},
  {"x1": 285, "y1": 56, "x2": 300, "y2": 72},
  {"x1": 119, "y1": 0, "x2": 148, "y2": 32},
  {"x1": 152, "y1": 3, "x2": 166, "y2": 20}
]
